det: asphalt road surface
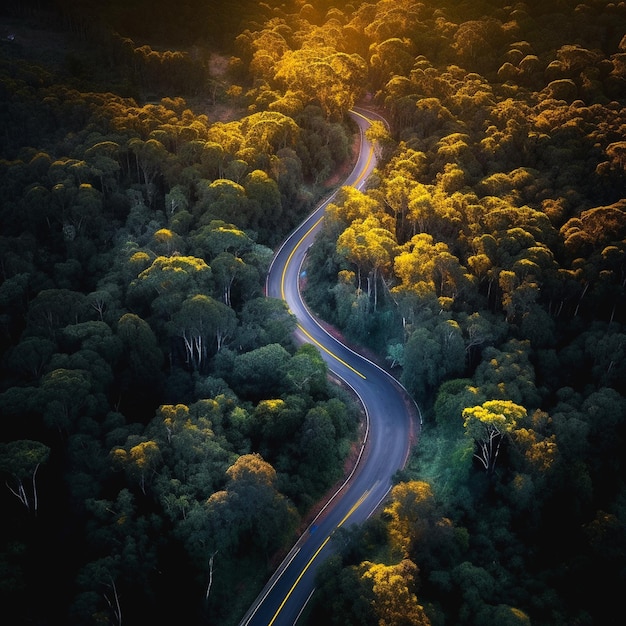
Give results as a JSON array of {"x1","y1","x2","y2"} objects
[{"x1": 238, "y1": 108, "x2": 419, "y2": 626}]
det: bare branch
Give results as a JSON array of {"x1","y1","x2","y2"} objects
[
  {"x1": 32, "y1": 463, "x2": 40, "y2": 516},
  {"x1": 6, "y1": 478, "x2": 29, "y2": 510}
]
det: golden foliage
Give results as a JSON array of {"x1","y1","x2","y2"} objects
[{"x1": 361, "y1": 559, "x2": 431, "y2": 626}]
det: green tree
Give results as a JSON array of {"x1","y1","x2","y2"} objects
[
  {"x1": 434, "y1": 379, "x2": 485, "y2": 435},
  {"x1": 190, "y1": 220, "x2": 254, "y2": 260},
  {"x1": 26, "y1": 289, "x2": 88, "y2": 339},
  {"x1": 4, "y1": 337, "x2": 55, "y2": 381},
  {"x1": 151, "y1": 227, "x2": 184, "y2": 256},
  {"x1": 312, "y1": 554, "x2": 377, "y2": 625},
  {"x1": 116, "y1": 313, "x2": 164, "y2": 417},
  {"x1": 236, "y1": 296, "x2": 296, "y2": 350},
  {"x1": 84, "y1": 488, "x2": 161, "y2": 604},
  {"x1": 211, "y1": 252, "x2": 246, "y2": 307},
  {"x1": 194, "y1": 178, "x2": 251, "y2": 228},
  {"x1": 474, "y1": 339, "x2": 540, "y2": 408},
  {"x1": 111, "y1": 438, "x2": 162, "y2": 495},
  {"x1": 213, "y1": 453, "x2": 298, "y2": 557},
  {"x1": 128, "y1": 255, "x2": 212, "y2": 322},
  {"x1": 460, "y1": 311, "x2": 508, "y2": 369},
  {"x1": 285, "y1": 343, "x2": 328, "y2": 397},
  {"x1": 87, "y1": 286, "x2": 123, "y2": 324},
  {"x1": 230, "y1": 343, "x2": 291, "y2": 400},
  {"x1": 298, "y1": 405, "x2": 340, "y2": 492},
  {"x1": 60, "y1": 321, "x2": 122, "y2": 363},
  {"x1": 38, "y1": 368, "x2": 92, "y2": 434},
  {"x1": 451, "y1": 562, "x2": 496, "y2": 625},
  {"x1": 243, "y1": 169, "x2": 283, "y2": 238},
  {"x1": 401, "y1": 317, "x2": 465, "y2": 402},
  {"x1": 150, "y1": 402, "x2": 233, "y2": 511},
  {"x1": 0, "y1": 440, "x2": 50, "y2": 515},
  {"x1": 170, "y1": 294, "x2": 237, "y2": 370},
  {"x1": 128, "y1": 137, "x2": 169, "y2": 207}
]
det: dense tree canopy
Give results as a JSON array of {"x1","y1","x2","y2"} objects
[
  {"x1": 298, "y1": 1, "x2": 626, "y2": 625},
  {"x1": 2, "y1": 0, "x2": 626, "y2": 625}
]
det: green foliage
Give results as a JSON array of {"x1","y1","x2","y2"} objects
[
  {"x1": 401, "y1": 316, "x2": 466, "y2": 404},
  {"x1": 229, "y1": 343, "x2": 290, "y2": 400},
  {"x1": 236, "y1": 296, "x2": 296, "y2": 350},
  {"x1": 2, "y1": 1, "x2": 626, "y2": 625},
  {"x1": 311, "y1": 554, "x2": 378, "y2": 626},
  {"x1": 0, "y1": 440, "x2": 50, "y2": 514},
  {"x1": 434, "y1": 379, "x2": 484, "y2": 435}
]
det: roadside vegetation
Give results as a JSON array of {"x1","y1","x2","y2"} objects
[{"x1": 1, "y1": 1, "x2": 625, "y2": 625}]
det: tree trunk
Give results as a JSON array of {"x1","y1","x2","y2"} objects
[{"x1": 205, "y1": 551, "x2": 218, "y2": 601}]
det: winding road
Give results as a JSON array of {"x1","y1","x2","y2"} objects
[{"x1": 238, "y1": 108, "x2": 419, "y2": 626}]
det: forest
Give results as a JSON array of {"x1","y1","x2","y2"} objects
[{"x1": 1, "y1": 0, "x2": 625, "y2": 625}]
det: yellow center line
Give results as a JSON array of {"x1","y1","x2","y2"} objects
[
  {"x1": 268, "y1": 488, "x2": 371, "y2": 626},
  {"x1": 297, "y1": 324, "x2": 366, "y2": 380},
  {"x1": 280, "y1": 215, "x2": 324, "y2": 302},
  {"x1": 268, "y1": 536, "x2": 330, "y2": 626},
  {"x1": 278, "y1": 210, "x2": 367, "y2": 380},
  {"x1": 280, "y1": 111, "x2": 374, "y2": 304},
  {"x1": 274, "y1": 112, "x2": 376, "y2": 384},
  {"x1": 263, "y1": 110, "x2": 378, "y2": 626},
  {"x1": 353, "y1": 147, "x2": 374, "y2": 188},
  {"x1": 337, "y1": 488, "x2": 371, "y2": 527}
]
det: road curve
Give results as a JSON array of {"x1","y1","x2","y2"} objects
[{"x1": 238, "y1": 108, "x2": 419, "y2": 626}]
